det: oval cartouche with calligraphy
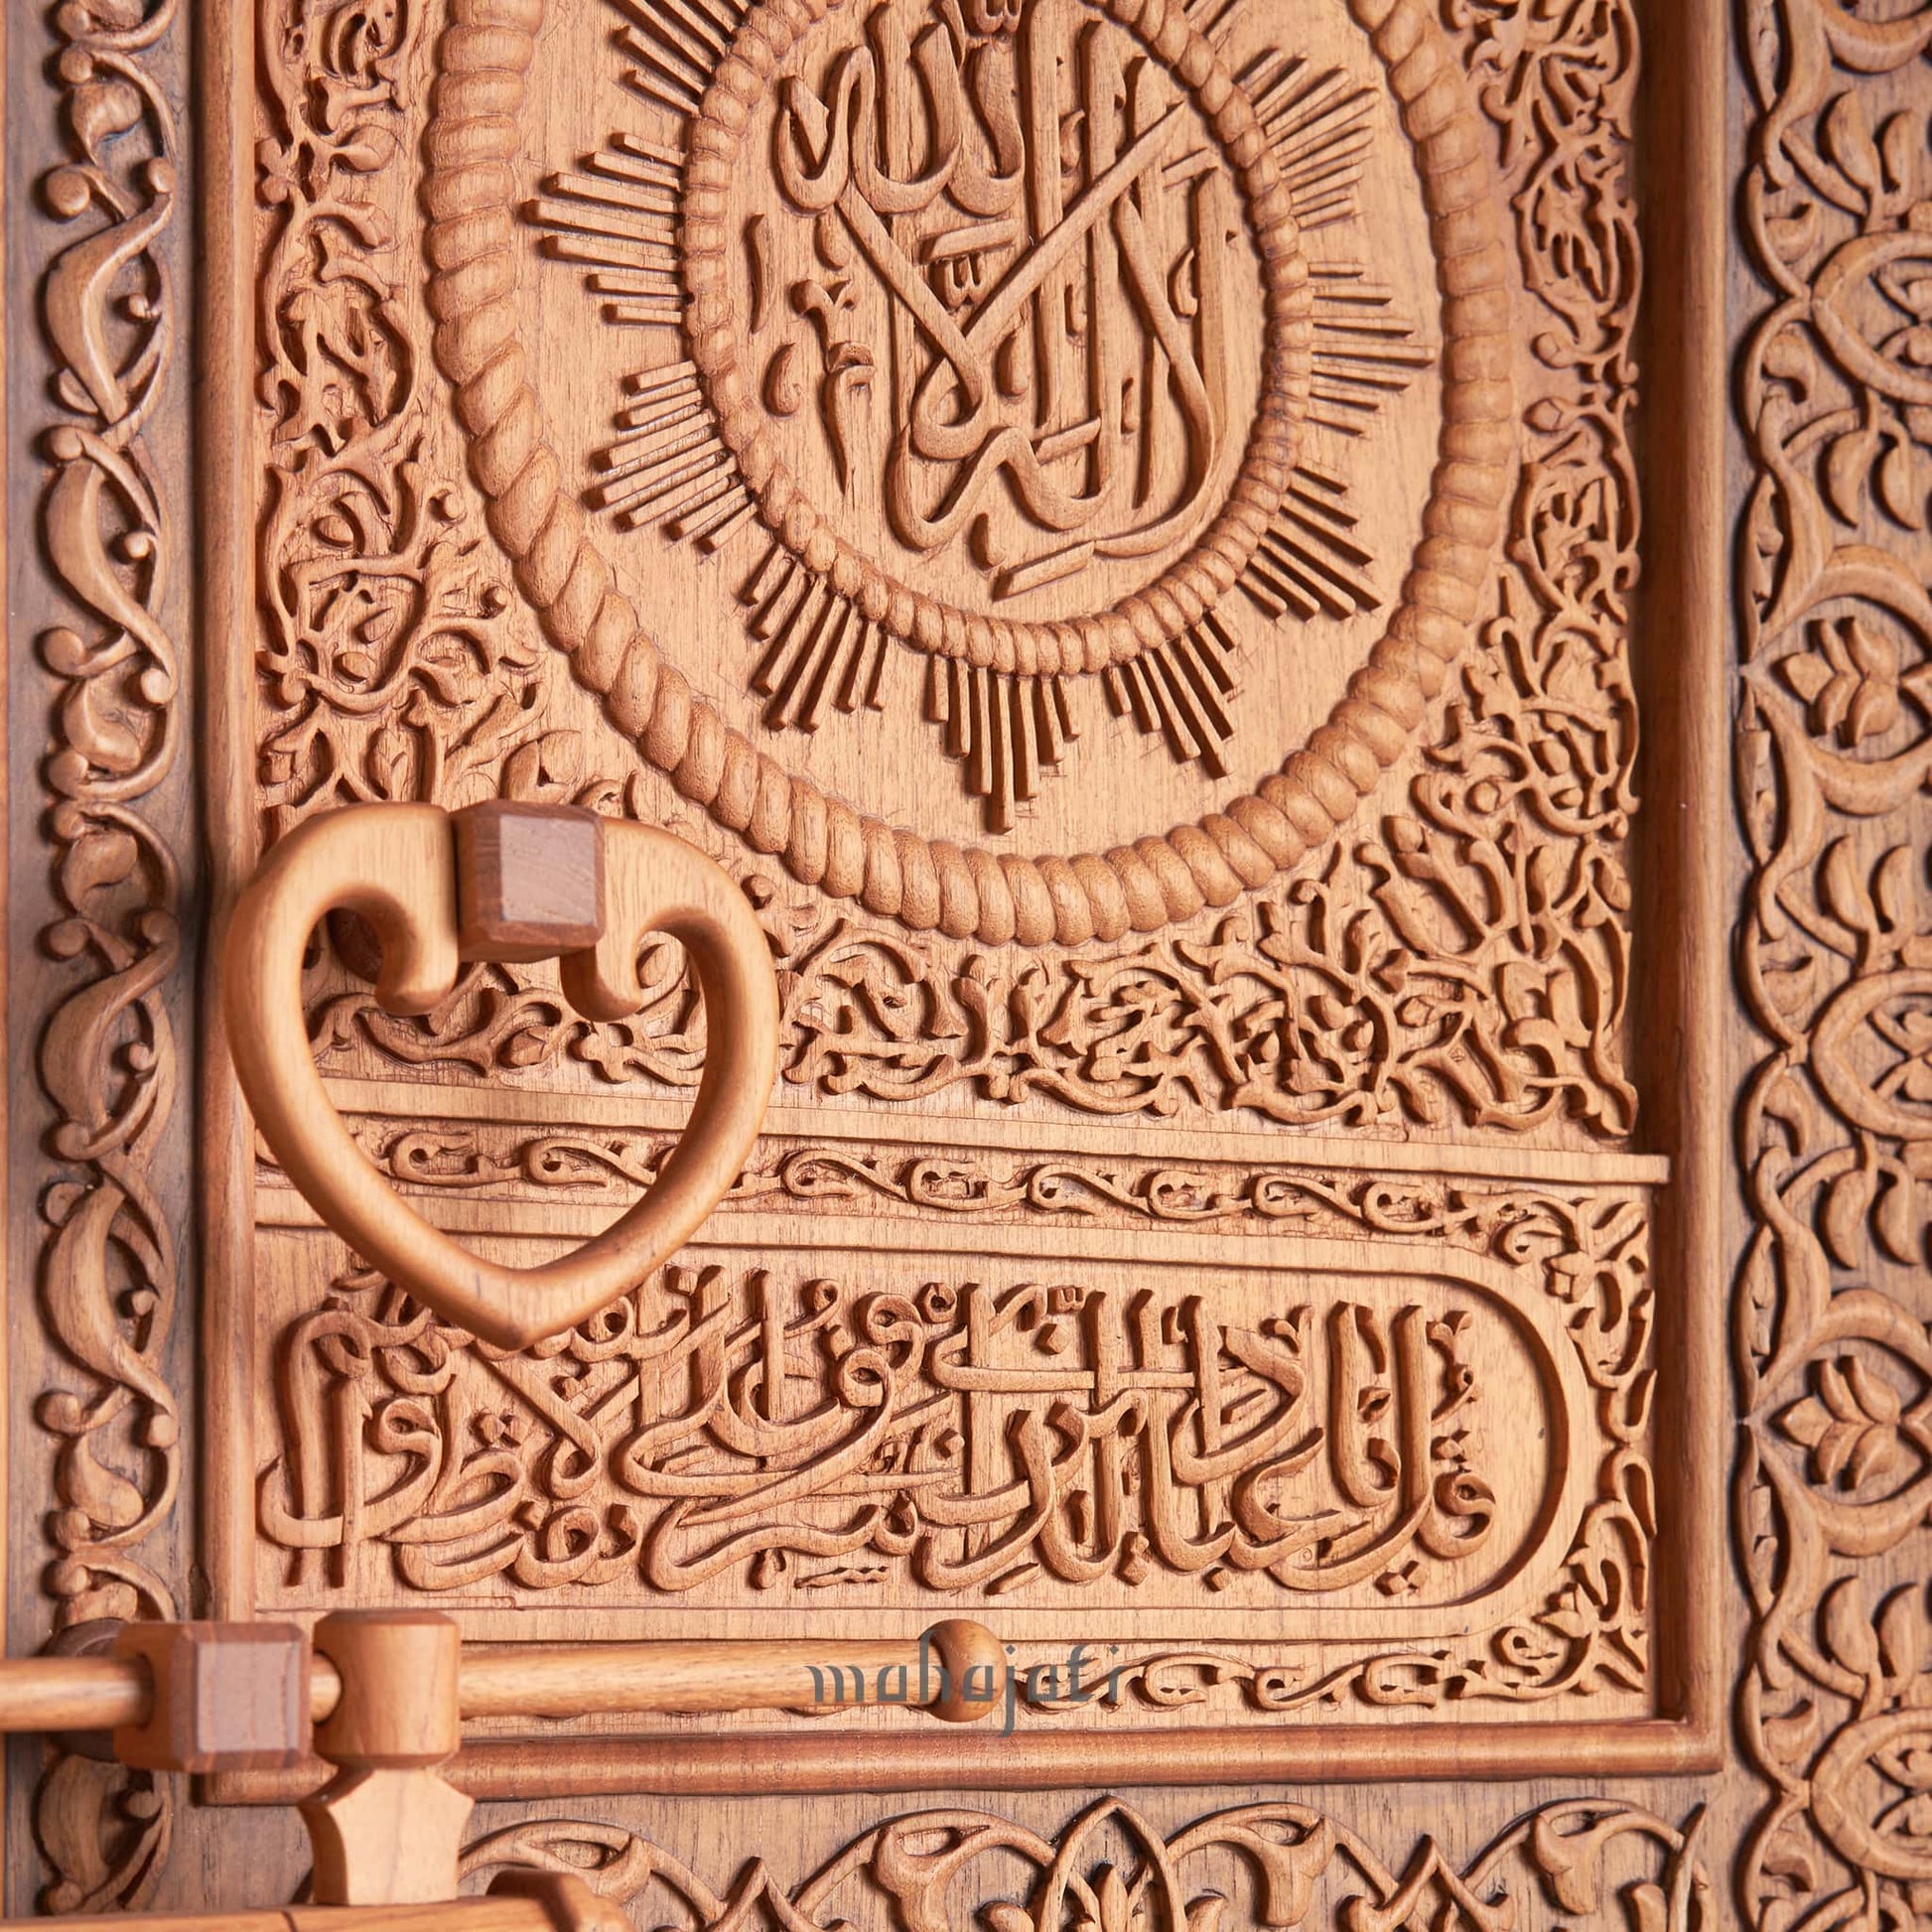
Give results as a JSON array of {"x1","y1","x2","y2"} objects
[{"x1": 255, "y1": 1242, "x2": 1590, "y2": 1648}]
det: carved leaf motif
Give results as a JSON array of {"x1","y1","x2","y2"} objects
[
  {"x1": 1823, "y1": 92, "x2": 1882, "y2": 203},
  {"x1": 1878, "y1": 1588, "x2": 1925, "y2": 1684},
  {"x1": 1205, "y1": 1821, "x2": 1333, "y2": 1929},
  {"x1": 1823, "y1": 1578, "x2": 1881, "y2": 1681},
  {"x1": 1780, "y1": 1358, "x2": 1915, "y2": 1490}
]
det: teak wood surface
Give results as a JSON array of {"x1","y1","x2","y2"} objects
[{"x1": 5, "y1": 0, "x2": 1916, "y2": 1924}]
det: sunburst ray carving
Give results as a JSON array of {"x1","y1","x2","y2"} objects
[{"x1": 524, "y1": 0, "x2": 1441, "y2": 833}]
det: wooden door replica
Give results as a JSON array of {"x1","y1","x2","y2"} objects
[{"x1": 6, "y1": 0, "x2": 1921, "y2": 1923}]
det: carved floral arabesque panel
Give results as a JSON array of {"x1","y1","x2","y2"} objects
[
  {"x1": 1737, "y1": 0, "x2": 1932, "y2": 1926},
  {"x1": 22, "y1": 0, "x2": 193, "y2": 1909},
  {"x1": 257, "y1": 0, "x2": 1640, "y2": 1147},
  {"x1": 455, "y1": 1794, "x2": 1715, "y2": 1932}
]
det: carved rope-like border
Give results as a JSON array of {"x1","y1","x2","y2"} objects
[
  {"x1": 677, "y1": 0, "x2": 1312, "y2": 677},
  {"x1": 421, "y1": 0, "x2": 1515, "y2": 948}
]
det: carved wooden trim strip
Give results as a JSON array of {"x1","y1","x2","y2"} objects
[
  {"x1": 458, "y1": 1796, "x2": 1714, "y2": 1932},
  {"x1": 1734, "y1": 0, "x2": 1932, "y2": 1924},
  {"x1": 27, "y1": 0, "x2": 189, "y2": 1909},
  {"x1": 420, "y1": 0, "x2": 1516, "y2": 948}
]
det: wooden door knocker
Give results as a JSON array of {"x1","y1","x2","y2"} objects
[{"x1": 222, "y1": 802, "x2": 780, "y2": 1349}]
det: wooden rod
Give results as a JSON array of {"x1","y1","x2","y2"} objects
[
  {"x1": 0, "y1": 1628, "x2": 993, "y2": 1734},
  {"x1": 0, "y1": 1654, "x2": 345, "y2": 1734},
  {"x1": 0, "y1": 1657, "x2": 151, "y2": 1732},
  {"x1": 454, "y1": 1638, "x2": 949, "y2": 1718},
  {"x1": 438, "y1": 1713, "x2": 1723, "y2": 1799}
]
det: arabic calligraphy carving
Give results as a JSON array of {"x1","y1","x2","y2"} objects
[
  {"x1": 250, "y1": 1157, "x2": 1651, "y2": 1713},
  {"x1": 536, "y1": 0, "x2": 1433, "y2": 822},
  {"x1": 30, "y1": 0, "x2": 190, "y2": 1909},
  {"x1": 386, "y1": 0, "x2": 1639, "y2": 1129},
  {"x1": 461, "y1": 1796, "x2": 1713, "y2": 1932},
  {"x1": 524, "y1": 0, "x2": 1355, "y2": 829},
  {"x1": 766, "y1": 0, "x2": 1263, "y2": 594},
  {"x1": 307, "y1": 791, "x2": 1639, "y2": 1132},
  {"x1": 258, "y1": 1263, "x2": 1526, "y2": 1601},
  {"x1": 1736, "y1": 0, "x2": 1932, "y2": 1926}
]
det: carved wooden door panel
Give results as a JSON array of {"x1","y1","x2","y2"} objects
[{"x1": 10, "y1": 0, "x2": 1928, "y2": 1924}]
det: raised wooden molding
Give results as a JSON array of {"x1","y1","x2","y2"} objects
[{"x1": 21, "y1": 0, "x2": 1888, "y2": 1907}]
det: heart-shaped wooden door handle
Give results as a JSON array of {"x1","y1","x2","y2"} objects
[{"x1": 223, "y1": 802, "x2": 779, "y2": 1349}]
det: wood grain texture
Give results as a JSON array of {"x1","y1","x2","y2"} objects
[
  {"x1": 187, "y1": 0, "x2": 1691, "y2": 1810},
  {"x1": 1732, "y1": 1, "x2": 1932, "y2": 1927},
  {"x1": 307, "y1": 1614, "x2": 468, "y2": 1904},
  {"x1": 1, "y1": 0, "x2": 1837, "y2": 1914},
  {"x1": 109, "y1": 1624, "x2": 310, "y2": 1774}
]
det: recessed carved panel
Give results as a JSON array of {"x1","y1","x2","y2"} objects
[
  {"x1": 257, "y1": 1248, "x2": 1574, "y2": 1611},
  {"x1": 29, "y1": 0, "x2": 1932, "y2": 1902},
  {"x1": 246, "y1": 1120, "x2": 1659, "y2": 1737},
  {"x1": 218, "y1": 0, "x2": 1664, "y2": 1803}
]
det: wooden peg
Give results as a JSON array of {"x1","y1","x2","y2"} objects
[
  {"x1": 300, "y1": 1765, "x2": 475, "y2": 1908},
  {"x1": 110, "y1": 1622, "x2": 310, "y2": 1773},
  {"x1": 304, "y1": 1613, "x2": 469, "y2": 1906},
  {"x1": 454, "y1": 801, "x2": 603, "y2": 962},
  {"x1": 922, "y1": 1620, "x2": 1003, "y2": 1724},
  {"x1": 312, "y1": 1611, "x2": 460, "y2": 1767}
]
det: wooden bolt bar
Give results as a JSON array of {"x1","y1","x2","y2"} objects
[
  {"x1": 455, "y1": 1625, "x2": 1001, "y2": 1721},
  {"x1": 0, "y1": 1656, "x2": 150, "y2": 1733},
  {"x1": 113, "y1": 1622, "x2": 311, "y2": 1773},
  {"x1": 0, "y1": 1621, "x2": 1003, "y2": 1744},
  {"x1": 0, "y1": 1868, "x2": 626, "y2": 1931}
]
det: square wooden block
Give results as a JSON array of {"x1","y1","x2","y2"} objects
[
  {"x1": 112, "y1": 1622, "x2": 311, "y2": 1773},
  {"x1": 454, "y1": 801, "x2": 605, "y2": 962}
]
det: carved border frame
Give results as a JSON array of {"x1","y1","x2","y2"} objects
[
  {"x1": 185, "y1": 0, "x2": 1726, "y2": 1809},
  {"x1": 12, "y1": 0, "x2": 190, "y2": 1909}
]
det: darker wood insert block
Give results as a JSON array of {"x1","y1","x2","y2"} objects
[{"x1": 454, "y1": 801, "x2": 605, "y2": 962}]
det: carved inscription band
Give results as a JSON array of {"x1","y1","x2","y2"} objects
[{"x1": 421, "y1": 0, "x2": 1515, "y2": 947}]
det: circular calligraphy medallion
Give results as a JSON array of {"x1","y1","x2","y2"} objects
[
  {"x1": 422, "y1": 0, "x2": 1516, "y2": 947},
  {"x1": 679, "y1": 0, "x2": 1307, "y2": 676}
]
